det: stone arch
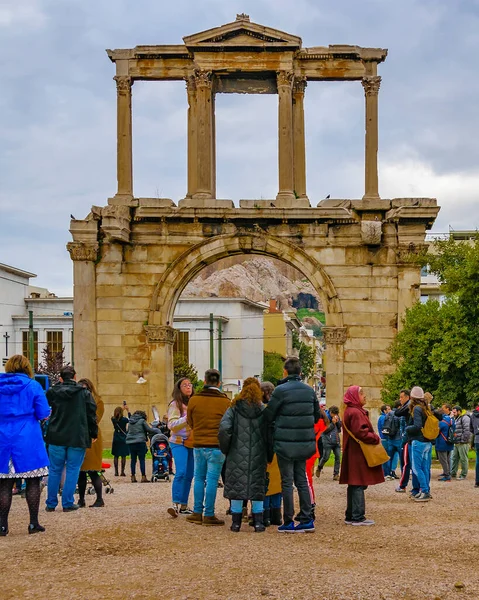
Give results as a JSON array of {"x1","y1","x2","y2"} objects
[{"x1": 149, "y1": 231, "x2": 343, "y2": 327}]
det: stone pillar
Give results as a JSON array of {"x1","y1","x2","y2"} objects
[
  {"x1": 322, "y1": 327, "x2": 347, "y2": 405},
  {"x1": 276, "y1": 71, "x2": 295, "y2": 204},
  {"x1": 293, "y1": 77, "x2": 308, "y2": 200},
  {"x1": 185, "y1": 75, "x2": 197, "y2": 198},
  {"x1": 397, "y1": 245, "x2": 423, "y2": 330},
  {"x1": 144, "y1": 325, "x2": 177, "y2": 416},
  {"x1": 66, "y1": 242, "x2": 99, "y2": 386},
  {"x1": 362, "y1": 76, "x2": 381, "y2": 200},
  {"x1": 192, "y1": 69, "x2": 214, "y2": 200},
  {"x1": 113, "y1": 75, "x2": 134, "y2": 199}
]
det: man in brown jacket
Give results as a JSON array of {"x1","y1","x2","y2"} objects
[{"x1": 186, "y1": 369, "x2": 230, "y2": 526}]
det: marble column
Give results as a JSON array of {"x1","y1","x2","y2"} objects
[
  {"x1": 276, "y1": 71, "x2": 295, "y2": 203},
  {"x1": 66, "y1": 242, "x2": 99, "y2": 386},
  {"x1": 185, "y1": 75, "x2": 197, "y2": 198},
  {"x1": 362, "y1": 76, "x2": 381, "y2": 200},
  {"x1": 192, "y1": 69, "x2": 214, "y2": 200},
  {"x1": 113, "y1": 75, "x2": 134, "y2": 198},
  {"x1": 293, "y1": 77, "x2": 308, "y2": 200}
]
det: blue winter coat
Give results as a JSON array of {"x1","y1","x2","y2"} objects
[
  {"x1": 0, "y1": 373, "x2": 50, "y2": 473},
  {"x1": 436, "y1": 414, "x2": 455, "y2": 452}
]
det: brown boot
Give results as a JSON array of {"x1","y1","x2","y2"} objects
[
  {"x1": 140, "y1": 475, "x2": 149, "y2": 483},
  {"x1": 131, "y1": 475, "x2": 137, "y2": 483},
  {"x1": 186, "y1": 512, "x2": 203, "y2": 525},
  {"x1": 203, "y1": 515, "x2": 225, "y2": 526}
]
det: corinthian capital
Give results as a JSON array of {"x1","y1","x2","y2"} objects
[
  {"x1": 362, "y1": 76, "x2": 381, "y2": 96},
  {"x1": 66, "y1": 242, "x2": 99, "y2": 262},
  {"x1": 114, "y1": 75, "x2": 133, "y2": 94},
  {"x1": 322, "y1": 327, "x2": 347, "y2": 345},
  {"x1": 144, "y1": 325, "x2": 177, "y2": 345},
  {"x1": 185, "y1": 74, "x2": 197, "y2": 94},
  {"x1": 193, "y1": 69, "x2": 213, "y2": 89},
  {"x1": 293, "y1": 76, "x2": 307, "y2": 94},
  {"x1": 276, "y1": 71, "x2": 294, "y2": 89}
]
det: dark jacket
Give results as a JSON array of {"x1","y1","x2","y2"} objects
[
  {"x1": 322, "y1": 419, "x2": 341, "y2": 446},
  {"x1": 471, "y1": 408, "x2": 479, "y2": 445},
  {"x1": 0, "y1": 373, "x2": 50, "y2": 473},
  {"x1": 454, "y1": 413, "x2": 471, "y2": 444},
  {"x1": 436, "y1": 414, "x2": 455, "y2": 452},
  {"x1": 218, "y1": 400, "x2": 268, "y2": 500},
  {"x1": 126, "y1": 413, "x2": 158, "y2": 444},
  {"x1": 405, "y1": 405, "x2": 428, "y2": 442},
  {"x1": 46, "y1": 380, "x2": 98, "y2": 448},
  {"x1": 263, "y1": 375, "x2": 320, "y2": 460}
]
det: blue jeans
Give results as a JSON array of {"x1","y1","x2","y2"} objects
[
  {"x1": 475, "y1": 443, "x2": 479, "y2": 485},
  {"x1": 231, "y1": 499, "x2": 263, "y2": 514},
  {"x1": 387, "y1": 439, "x2": 402, "y2": 473},
  {"x1": 170, "y1": 442, "x2": 194, "y2": 506},
  {"x1": 263, "y1": 493, "x2": 282, "y2": 509},
  {"x1": 193, "y1": 447, "x2": 225, "y2": 517},
  {"x1": 46, "y1": 445, "x2": 86, "y2": 509},
  {"x1": 381, "y1": 440, "x2": 390, "y2": 476},
  {"x1": 410, "y1": 440, "x2": 432, "y2": 494}
]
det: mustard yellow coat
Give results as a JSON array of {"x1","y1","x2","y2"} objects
[
  {"x1": 266, "y1": 454, "x2": 282, "y2": 496},
  {"x1": 81, "y1": 399, "x2": 104, "y2": 472}
]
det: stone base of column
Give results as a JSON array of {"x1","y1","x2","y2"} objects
[
  {"x1": 178, "y1": 197, "x2": 234, "y2": 209},
  {"x1": 362, "y1": 192, "x2": 381, "y2": 202},
  {"x1": 108, "y1": 193, "x2": 137, "y2": 207},
  {"x1": 274, "y1": 192, "x2": 310, "y2": 208}
]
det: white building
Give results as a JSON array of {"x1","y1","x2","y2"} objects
[
  {"x1": 173, "y1": 297, "x2": 266, "y2": 396},
  {"x1": 0, "y1": 262, "x2": 73, "y2": 372}
]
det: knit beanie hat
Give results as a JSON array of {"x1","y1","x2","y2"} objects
[{"x1": 410, "y1": 386, "x2": 425, "y2": 400}]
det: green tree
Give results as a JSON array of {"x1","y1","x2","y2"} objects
[
  {"x1": 382, "y1": 235, "x2": 479, "y2": 407},
  {"x1": 261, "y1": 351, "x2": 284, "y2": 386},
  {"x1": 173, "y1": 353, "x2": 201, "y2": 391}
]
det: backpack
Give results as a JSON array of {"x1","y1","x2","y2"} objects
[
  {"x1": 440, "y1": 419, "x2": 455, "y2": 446},
  {"x1": 421, "y1": 409, "x2": 440, "y2": 441},
  {"x1": 382, "y1": 412, "x2": 399, "y2": 437}
]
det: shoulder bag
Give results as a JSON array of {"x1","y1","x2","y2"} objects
[{"x1": 343, "y1": 421, "x2": 390, "y2": 468}]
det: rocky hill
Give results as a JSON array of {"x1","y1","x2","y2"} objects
[{"x1": 182, "y1": 256, "x2": 323, "y2": 312}]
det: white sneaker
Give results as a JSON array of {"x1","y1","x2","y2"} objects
[
  {"x1": 167, "y1": 504, "x2": 179, "y2": 518},
  {"x1": 351, "y1": 519, "x2": 375, "y2": 526}
]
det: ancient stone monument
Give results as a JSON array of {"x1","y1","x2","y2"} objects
[{"x1": 68, "y1": 15, "x2": 439, "y2": 423}]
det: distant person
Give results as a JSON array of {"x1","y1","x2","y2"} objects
[
  {"x1": 0, "y1": 355, "x2": 50, "y2": 536},
  {"x1": 436, "y1": 404, "x2": 455, "y2": 482},
  {"x1": 186, "y1": 369, "x2": 230, "y2": 526},
  {"x1": 470, "y1": 402, "x2": 479, "y2": 488},
  {"x1": 45, "y1": 366, "x2": 98, "y2": 512},
  {"x1": 264, "y1": 357, "x2": 319, "y2": 533},
  {"x1": 260, "y1": 382, "x2": 282, "y2": 527},
  {"x1": 77, "y1": 379, "x2": 104, "y2": 508},
  {"x1": 340, "y1": 386, "x2": 384, "y2": 525},
  {"x1": 394, "y1": 389, "x2": 420, "y2": 495},
  {"x1": 451, "y1": 405, "x2": 471, "y2": 480},
  {"x1": 317, "y1": 405, "x2": 342, "y2": 480},
  {"x1": 111, "y1": 404, "x2": 130, "y2": 476},
  {"x1": 126, "y1": 410, "x2": 158, "y2": 483},
  {"x1": 219, "y1": 378, "x2": 269, "y2": 532}
]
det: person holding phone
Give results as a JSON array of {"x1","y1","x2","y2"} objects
[{"x1": 111, "y1": 403, "x2": 130, "y2": 476}]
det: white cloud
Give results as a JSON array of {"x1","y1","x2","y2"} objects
[{"x1": 0, "y1": 0, "x2": 47, "y2": 29}]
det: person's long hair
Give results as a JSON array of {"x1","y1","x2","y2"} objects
[
  {"x1": 232, "y1": 377, "x2": 263, "y2": 406},
  {"x1": 78, "y1": 378, "x2": 100, "y2": 404},
  {"x1": 113, "y1": 406, "x2": 123, "y2": 421},
  {"x1": 409, "y1": 396, "x2": 427, "y2": 415},
  {"x1": 170, "y1": 377, "x2": 192, "y2": 415},
  {"x1": 5, "y1": 354, "x2": 33, "y2": 378}
]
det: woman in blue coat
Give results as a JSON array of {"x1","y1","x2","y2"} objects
[{"x1": 0, "y1": 355, "x2": 50, "y2": 536}]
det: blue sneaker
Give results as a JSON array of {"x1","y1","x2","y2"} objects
[
  {"x1": 277, "y1": 522, "x2": 296, "y2": 533},
  {"x1": 295, "y1": 520, "x2": 315, "y2": 533}
]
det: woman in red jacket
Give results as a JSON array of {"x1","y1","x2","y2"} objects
[{"x1": 340, "y1": 385, "x2": 384, "y2": 526}]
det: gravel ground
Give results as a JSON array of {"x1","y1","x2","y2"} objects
[{"x1": 2, "y1": 463, "x2": 478, "y2": 600}]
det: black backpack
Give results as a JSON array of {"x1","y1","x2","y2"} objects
[
  {"x1": 441, "y1": 418, "x2": 455, "y2": 445},
  {"x1": 382, "y1": 412, "x2": 399, "y2": 437}
]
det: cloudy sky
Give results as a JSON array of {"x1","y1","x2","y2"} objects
[{"x1": 1, "y1": 0, "x2": 478, "y2": 295}]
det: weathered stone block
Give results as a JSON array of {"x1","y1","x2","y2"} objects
[
  {"x1": 96, "y1": 309, "x2": 123, "y2": 321},
  {"x1": 97, "y1": 358, "x2": 124, "y2": 372},
  {"x1": 97, "y1": 334, "x2": 123, "y2": 347},
  {"x1": 344, "y1": 362, "x2": 371, "y2": 374}
]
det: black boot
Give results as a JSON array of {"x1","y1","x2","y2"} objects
[
  {"x1": 253, "y1": 512, "x2": 266, "y2": 533},
  {"x1": 263, "y1": 508, "x2": 271, "y2": 527},
  {"x1": 270, "y1": 507, "x2": 283, "y2": 526},
  {"x1": 230, "y1": 512, "x2": 242, "y2": 532}
]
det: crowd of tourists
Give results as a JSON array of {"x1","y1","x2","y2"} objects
[{"x1": 1, "y1": 354, "x2": 478, "y2": 537}]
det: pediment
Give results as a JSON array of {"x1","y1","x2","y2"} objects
[{"x1": 183, "y1": 15, "x2": 302, "y2": 49}]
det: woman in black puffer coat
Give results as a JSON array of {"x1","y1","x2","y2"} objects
[{"x1": 219, "y1": 378, "x2": 270, "y2": 533}]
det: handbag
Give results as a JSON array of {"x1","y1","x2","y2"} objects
[{"x1": 343, "y1": 422, "x2": 390, "y2": 468}]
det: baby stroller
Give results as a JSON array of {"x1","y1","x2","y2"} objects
[
  {"x1": 150, "y1": 432, "x2": 171, "y2": 482},
  {"x1": 87, "y1": 465, "x2": 114, "y2": 495}
]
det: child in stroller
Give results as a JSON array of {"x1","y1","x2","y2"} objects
[{"x1": 150, "y1": 433, "x2": 171, "y2": 482}]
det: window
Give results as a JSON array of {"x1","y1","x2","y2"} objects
[
  {"x1": 47, "y1": 331, "x2": 63, "y2": 354},
  {"x1": 173, "y1": 331, "x2": 189, "y2": 363},
  {"x1": 22, "y1": 331, "x2": 38, "y2": 370}
]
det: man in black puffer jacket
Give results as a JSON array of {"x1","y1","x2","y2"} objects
[{"x1": 264, "y1": 357, "x2": 320, "y2": 532}]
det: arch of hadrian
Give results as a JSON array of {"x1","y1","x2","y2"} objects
[{"x1": 68, "y1": 15, "x2": 438, "y2": 422}]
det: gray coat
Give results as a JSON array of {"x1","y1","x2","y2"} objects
[
  {"x1": 218, "y1": 400, "x2": 268, "y2": 501},
  {"x1": 454, "y1": 413, "x2": 471, "y2": 444},
  {"x1": 470, "y1": 408, "x2": 479, "y2": 445},
  {"x1": 126, "y1": 413, "x2": 157, "y2": 444}
]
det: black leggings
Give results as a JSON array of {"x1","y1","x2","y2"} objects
[
  {"x1": 77, "y1": 471, "x2": 102, "y2": 502},
  {"x1": 113, "y1": 456, "x2": 127, "y2": 475},
  {"x1": 0, "y1": 477, "x2": 42, "y2": 529},
  {"x1": 128, "y1": 443, "x2": 147, "y2": 476}
]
